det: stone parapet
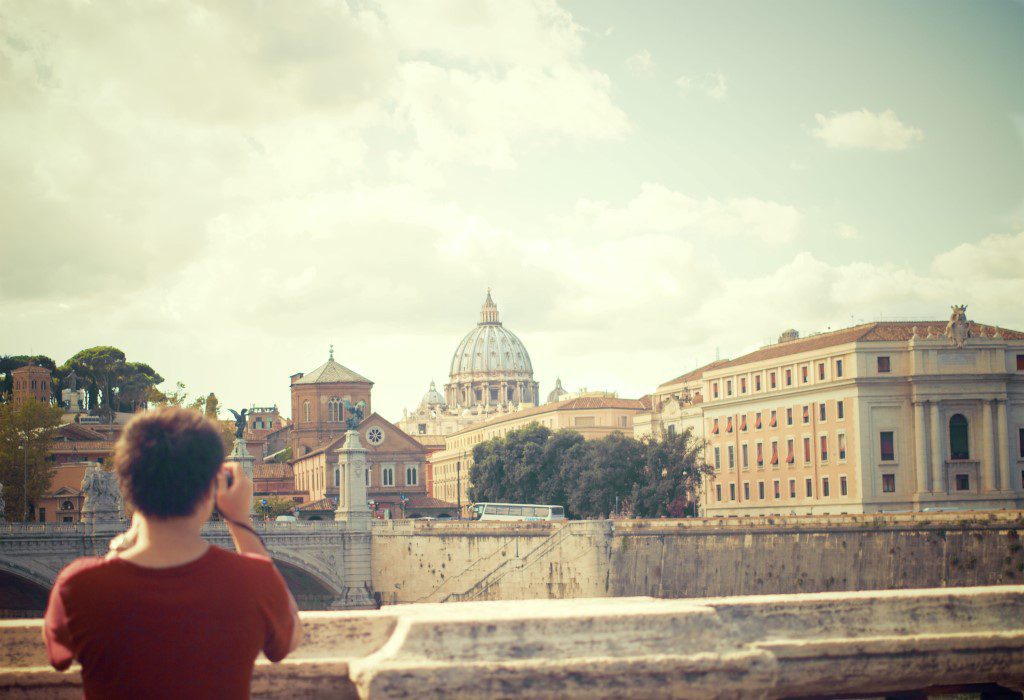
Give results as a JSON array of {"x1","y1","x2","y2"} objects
[{"x1": 2, "y1": 587, "x2": 1022, "y2": 698}]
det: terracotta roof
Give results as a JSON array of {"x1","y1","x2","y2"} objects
[
  {"x1": 713, "y1": 321, "x2": 1024, "y2": 372},
  {"x1": 254, "y1": 464, "x2": 293, "y2": 480},
  {"x1": 297, "y1": 497, "x2": 336, "y2": 512},
  {"x1": 293, "y1": 358, "x2": 372, "y2": 385},
  {"x1": 450, "y1": 396, "x2": 646, "y2": 437},
  {"x1": 255, "y1": 482, "x2": 302, "y2": 494},
  {"x1": 56, "y1": 424, "x2": 107, "y2": 441},
  {"x1": 657, "y1": 360, "x2": 732, "y2": 390},
  {"x1": 46, "y1": 464, "x2": 88, "y2": 494},
  {"x1": 638, "y1": 394, "x2": 653, "y2": 409}
]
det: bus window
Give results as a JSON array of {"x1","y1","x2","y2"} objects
[
  {"x1": 522, "y1": 506, "x2": 537, "y2": 517},
  {"x1": 533, "y1": 507, "x2": 548, "y2": 518},
  {"x1": 471, "y1": 504, "x2": 484, "y2": 520},
  {"x1": 508, "y1": 506, "x2": 523, "y2": 516},
  {"x1": 494, "y1": 505, "x2": 510, "y2": 515},
  {"x1": 551, "y1": 506, "x2": 564, "y2": 518}
]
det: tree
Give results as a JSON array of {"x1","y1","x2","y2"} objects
[
  {"x1": 62, "y1": 347, "x2": 127, "y2": 413},
  {"x1": 562, "y1": 433, "x2": 645, "y2": 519},
  {"x1": 468, "y1": 423, "x2": 552, "y2": 504},
  {"x1": 632, "y1": 429, "x2": 711, "y2": 518},
  {"x1": 258, "y1": 496, "x2": 296, "y2": 519},
  {"x1": 115, "y1": 362, "x2": 164, "y2": 412},
  {"x1": 0, "y1": 399, "x2": 64, "y2": 520}
]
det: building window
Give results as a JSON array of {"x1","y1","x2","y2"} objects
[
  {"x1": 726, "y1": 380, "x2": 733, "y2": 396},
  {"x1": 882, "y1": 474, "x2": 896, "y2": 493},
  {"x1": 773, "y1": 480, "x2": 781, "y2": 499},
  {"x1": 726, "y1": 417, "x2": 733, "y2": 433},
  {"x1": 840, "y1": 475, "x2": 848, "y2": 496},
  {"x1": 740, "y1": 377, "x2": 747, "y2": 394},
  {"x1": 620, "y1": 416, "x2": 629, "y2": 428},
  {"x1": 716, "y1": 484, "x2": 723, "y2": 501},
  {"x1": 949, "y1": 414, "x2": 969, "y2": 460},
  {"x1": 770, "y1": 410, "x2": 778, "y2": 427},
  {"x1": 1017, "y1": 354, "x2": 1024, "y2": 371},
  {"x1": 786, "y1": 408, "x2": 793, "y2": 426},
  {"x1": 741, "y1": 443, "x2": 749, "y2": 469},
  {"x1": 740, "y1": 415, "x2": 747, "y2": 432},
  {"x1": 729, "y1": 483, "x2": 736, "y2": 501},
  {"x1": 327, "y1": 397, "x2": 342, "y2": 422},
  {"x1": 755, "y1": 411, "x2": 762, "y2": 429},
  {"x1": 406, "y1": 465, "x2": 418, "y2": 486},
  {"x1": 756, "y1": 442, "x2": 764, "y2": 467},
  {"x1": 838, "y1": 433, "x2": 847, "y2": 461},
  {"x1": 786, "y1": 438, "x2": 795, "y2": 464},
  {"x1": 728, "y1": 445, "x2": 735, "y2": 470},
  {"x1": 955, "y1": 474, "x2": 970, "y2": 491},
  {"x1": 880, "y1": 431, "x2": 895, "y2": 461},
  {"x1": 770, "y1": 371, "x2": 777, "y2": 389},
  {"x1": 668, "y1": 424, "x2": 677, "y2": 436},
  {"x1": 771, "y1": 440, "x2": 780, "y2": 466},
  {"x1": 335, "y1": 469, "x2": 340, "y2": 487},
  {"x1": 819, "y1": 435, "x2": 828, "y2": 462},
  {"x1": 1019, "y1": 428, "x2": 1024, "y2": 459},
  {"x1": 818, "y1": 363, "x2": 825, "y2": 380},
  {"x1": 574, "y1": 416, "x2": 596, "y2": 428},
  {"x1": 754, "y1": 375, "x2": 761, "y2": 391},
  {"x1": 836, "y1": 359, "x2": 844, "y2": 377},
  {"x1": 714, "y1": 447, "x2": 721, "y2": 471},
  {"x1": 789, "y1": 479, "x2": 797, "y2": 498},
  {"x1": 382, "y1": 465, "x2": 394, "y2": 487},
  {"x1": 837, "y1": 400, "x2": 845, "y2": 420},
  {"x1": 303, "y1": 401, "x2": 311, "y2": 422},
  {"x1": 38, "y1": 508, "x2": 46, "y2": 523},
  {"x1": 365, "y1": 467, "x2": 371, "y2": 486},
  {"x1": 822, "y1": 477, "x2": 830, "y2": 498},
  {"x1": 801, "y1": 366, "x2": 809, "y2": 383},
  {"x1": 743, "y1": 482, "x2": 750, "y2": 500},
  {"x1": 877, "y1": 356, "x2": 891, "y2": 373},
  {"x1": 802, "y1": 405, "x2": 810, "y2": 424},
  {"x1": 785, "y1": 369, "x2": 793, "y2": 386},
  {"x1": 819, "y1": 403, "x2": 826, "y2": 422},
  {"x1": 803, "y1": 437, "x2": 811, "y2": 463},
  {"x1": 418, "y1": 423, "x2": 427, "y2": 434},
  {"x1": 713, "y1": 382, "x2": 719, "y2": 399},
  {"x1": 712, "y1": 418, "x2": 720, "y2": 435},
  {"x1": 758, "y1": 481, "x2": 765, "y2": 499},
  {"x1": 805, "y1": 478, "x2": 813, "y2": 498}
]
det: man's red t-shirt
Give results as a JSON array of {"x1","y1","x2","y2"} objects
[{"x1": 44, "y1": 545, "x2": 295, "y2": 699}]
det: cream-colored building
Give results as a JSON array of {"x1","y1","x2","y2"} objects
[
  {"x1": 641, "y1": 309, "x2": 1024, "y2": 515},
  {"x1": 397, "y1": 291, "x2": 540, "y2": 445},
  {"x1": 430, "y1": 395, "x2": 649, "y2": 513}
]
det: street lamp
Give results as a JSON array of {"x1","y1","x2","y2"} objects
[{"x1": 456, "y1": 451, "x2": 466, "y2": 520}]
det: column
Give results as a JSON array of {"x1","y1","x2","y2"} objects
[
  {"x1": 996, "y1": 400, "x2": 1012, "y2": 491},
  {"x1": 930, "y1": 402, "x2": 944, "y2": 493},
  {"x1": 913, "y1": 401, "x2": 929, "y2": 494},
  {"x1": 982, "y1": 400, "x2": 997, "y2": 492}
]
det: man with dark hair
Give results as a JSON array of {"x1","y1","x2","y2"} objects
[{"x1": 43, "y1": 407, "x2": 302, "y2": 699}]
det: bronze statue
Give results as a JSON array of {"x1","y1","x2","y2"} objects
[
  {"x1": 227, "y1": 408, "x2": 248, "y2": 439},
  {"x1": 343, "y1": 399, "x2": 367, "y2": 430}
]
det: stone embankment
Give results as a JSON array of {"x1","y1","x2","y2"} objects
[
  {"x1": 2, "y1": 586, "x2": 1022, "y2": 698},
  {"x1": 372, "y1": 510, "x2": 1024, "y2": 603}
]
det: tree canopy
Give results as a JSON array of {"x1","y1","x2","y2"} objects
[
  {"x1": 0, "y1": 399, "x2": 64, "y2": 521},
  {"x1": 468, "y1": 425, "x2": 711, "y2": 519}
]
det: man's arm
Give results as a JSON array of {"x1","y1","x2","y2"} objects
[{"x1": 217, "y1": 462, "x2": 303, "y2": 654}]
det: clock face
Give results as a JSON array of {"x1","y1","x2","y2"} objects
[{"x1": 366, "y1": 426, "x2": 384, "y2": 446}]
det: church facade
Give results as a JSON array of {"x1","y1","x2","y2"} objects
[{"x1": 397, "y1": 291, "x2": 541, "y2": 443}]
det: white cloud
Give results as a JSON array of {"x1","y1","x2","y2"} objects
[
  {"x1": 626, "y1": 49, "x2": 654, "y2": 74},
  {"x1": 565, "y1": 183, "x2": 802, "y2": 244},
  {"x1": 675, "y1": 71, "x2": 728, "y2": 100},
  {"x1": 812, "y1": 109, "x2": 924, "y2": 151},
  {"x1": 836, "y1": 224, "x2": 860, "y2": 240}
]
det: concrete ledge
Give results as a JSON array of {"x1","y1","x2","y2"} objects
[{"x1": 2, "y1": 587, "x2": 1022, "y2": 698}]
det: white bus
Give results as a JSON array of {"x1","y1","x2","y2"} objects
[{"x1": 470, "y1": 503, "x2": 566, "y2": 522}]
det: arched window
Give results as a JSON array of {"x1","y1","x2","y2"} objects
[
  {"x1": 303, "y1": 401, "x2": 311, "y2": 423},
  {"x1": 949, "y1": 413, "x2": 969, "y2": 460},
  {"x1": 406, "y1": 464, "x2": 418, "y2": 486},
  {"x1": 327, "y1": 397, "x2": 341, "y2": 422}
]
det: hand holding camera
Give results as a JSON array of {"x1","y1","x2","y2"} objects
[{"x1": 217, "y1": 461, "x2": 253, "y2": 523}]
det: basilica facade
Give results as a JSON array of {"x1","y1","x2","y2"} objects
[{"x1": 397, "y1": 291, "x2": 540, "y2": 443}]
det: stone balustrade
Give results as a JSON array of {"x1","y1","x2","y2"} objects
[{"x1": 1, "y1": 586, "x2": 1022, "y2": 698}]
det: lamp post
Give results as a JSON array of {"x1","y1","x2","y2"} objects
[{"x1": 456, "y1": 459, "x2": 461, "y2": 520}]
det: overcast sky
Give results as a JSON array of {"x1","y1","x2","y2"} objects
[{"x1": 2, "y1": 0, "x2": 1022, "y2": 421}]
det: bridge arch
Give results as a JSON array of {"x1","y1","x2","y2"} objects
[
  {"x1": 264, "y1": 549, "x2": 344, "y2": 610},
  {"x1": 0, "y1": 558, "x2": 55, "y2": 615}
]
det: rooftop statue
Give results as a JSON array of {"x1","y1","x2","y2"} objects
[{"x1": 945, "y1": 304, "x2": 971, "y2": 349}]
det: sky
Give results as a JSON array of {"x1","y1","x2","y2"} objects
[{"x1": 2, "y1": 0, "x2": 1023, "y2": 421}]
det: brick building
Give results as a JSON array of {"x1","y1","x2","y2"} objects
[
  {"x1": 11, "y1": 364, "x2": 52, "y2": 406},
  {"x1": 289, "y1": 349, "x2": 372, "y2": 456}
]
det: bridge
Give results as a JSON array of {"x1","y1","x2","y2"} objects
[{"x1": 0, "y1": 520, "x2": 374, "y2": 614}]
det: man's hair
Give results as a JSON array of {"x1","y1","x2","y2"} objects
[{"x1": 114, "y1": 407, "x2": 226, "y2": 518}]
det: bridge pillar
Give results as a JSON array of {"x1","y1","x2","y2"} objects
[
  {"x1": 333, "y1": 431, "x2": 375, "y2": 609},
  {"x1": 228, "y1": 438, "x2": 256, "y2": 515}
]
